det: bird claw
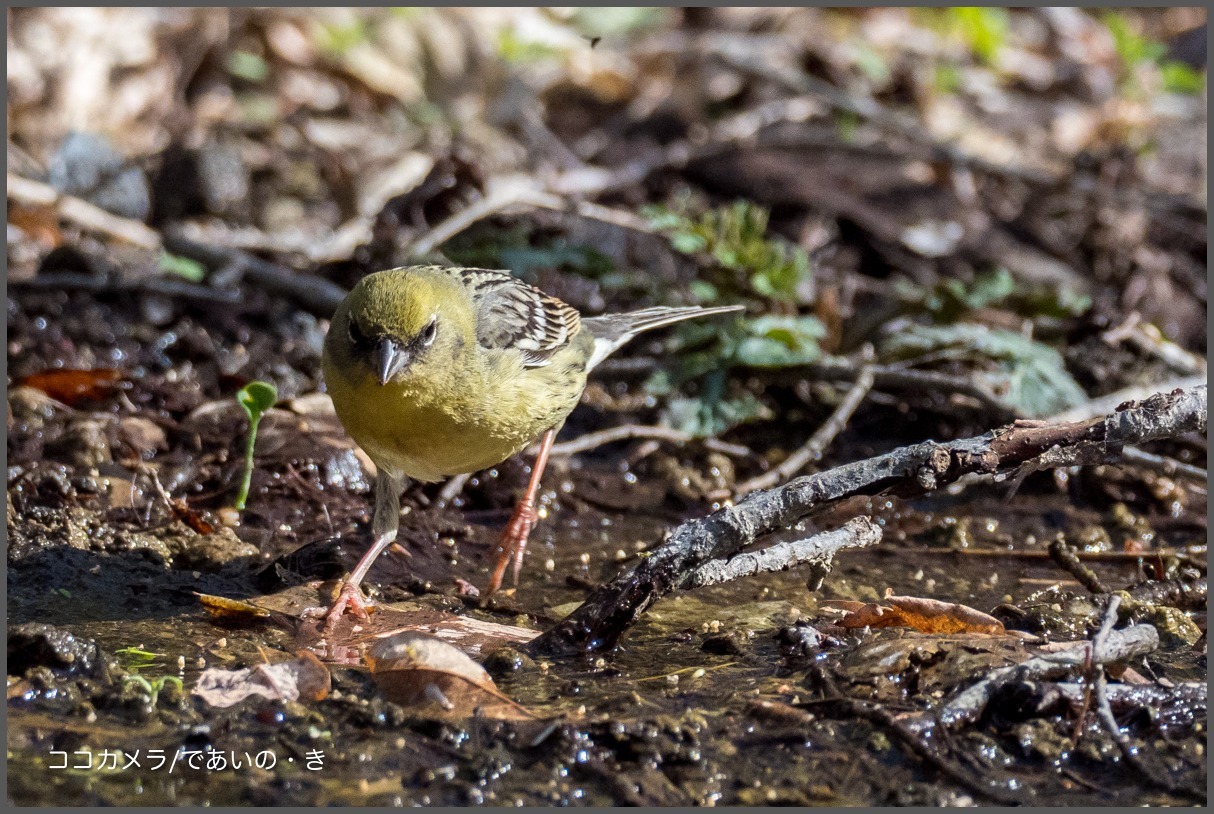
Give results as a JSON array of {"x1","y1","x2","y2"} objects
[
  {"x1": 304, "y1": 581, "x2": 374, "y2": 635},
  {"x1": 488, "y1": 504, "x2": 537, "y2": 595}
]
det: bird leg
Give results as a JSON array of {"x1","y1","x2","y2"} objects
[
  {"x1": 488, "y1": 428, "x2": 556, "y2": 594},
  {"x1": 318, "y1": 471, "x2": 403, "y2": 632}
]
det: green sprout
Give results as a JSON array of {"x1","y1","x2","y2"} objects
[
  {"x1": 233, "y1": 381, "x2": 278, "y2": 511},
  {"x1": 643, "y1": 199, "x2": 813, "y2": 304},
  {"x1": 123, "y1": 674, "x2": 184, "y2": 706},
  {"x1": 115, "y1": 646, "x2": 162, "y2": 668}
]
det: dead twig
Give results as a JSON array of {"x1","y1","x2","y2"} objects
[
  {"x1": 930, "y1": 623, "x2": 1159, "y2": 732},
  {"x1": 7, "y1": 173, "x2": 160, "y2": 250},
  {"x1": 530, "y1": 386, "x2": 1205, "y2": 655},
  {"x1": 433, "y1": 425, "x2": 752, "y2": 508},
  {"x1": 435, "y1": 473, "x2": 473, "y2": 509},
  {"x1": 1119, "y1": 447, "x2": 1207, "y2": 484},
  {"x1": 1088, "y1": 596, "x2": 1201, "y2": 799},
  {"x1": 549, "y1": 424, "x2": 751, "y2": 459},
  {"x1": 1048, "y1": 535, "x2": 1110, "y2": 595},
  {"x1": 724, "y1": 346, "x2": 875, "y2": 499},
  {"x1": 162, "y1": 227, "x2": 349, "y2": 317},
  {"x1": 681, "y1": 517, "x2": 881, "y2": 590},
  {"x1": 802, "y1": 359, "x2": 1021, "y2": 420}
]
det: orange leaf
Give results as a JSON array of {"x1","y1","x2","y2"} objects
[
  {"x1": 8, "y1": 202, "x2": 63, "y2": 247},
  {"x1": 18, "y1": 368, "x2": 123, "y2": 407},
  {"x1": 837, "y1": 595, "x2": 1005, "y2": 635}
]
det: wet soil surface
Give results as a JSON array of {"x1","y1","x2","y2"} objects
[{"x1": 7, "y1": 286, "x2": 1207, "y2": 805}]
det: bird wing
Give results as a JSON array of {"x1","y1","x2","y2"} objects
[{"x1": 453, "y1": 267, "x2": 581, "y2": 367}]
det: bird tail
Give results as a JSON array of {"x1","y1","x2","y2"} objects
[{"x1": 583, "y1": 304, "x2": 744, "y2": 370}]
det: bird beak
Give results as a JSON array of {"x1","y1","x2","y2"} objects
[{"x1": 374, "y1": 337, "x2": 411, "y2": 385}]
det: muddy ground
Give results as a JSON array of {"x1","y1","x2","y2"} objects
[{"x1": 7, "y1": 7, "x2": 1208, "y2": 807}]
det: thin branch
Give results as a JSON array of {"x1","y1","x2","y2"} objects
[
  {"x1": 162, "y1": 227, "x2": 349, "y2": 317},
  {"x1": 435, "y1": 473, "x2": 473, "y2": 508},
  {"x1": 1120, "y1": 447, "x2": 1207, "y2": 484},
  {"x1": 1048, "y1": 375, "x2": 1208, "y2": 424},
  {"x1": 681, "y1": 517, "x2": 880, "y2": 589},
  {"x1": 7, "y1": 173, "x2": 161, "y2": 250},
  {"x1": 1048, "y1": 535, "x2": 1110, "y2": 595},
  {"x1": 549, "y1": 424, "x2": 751, "y2": 459},
  {"x1": 405, "y1": 176, "x2": 542, "y2": 259},
  {"x1": 1090, "y1": 598, "x2": 1198, "y2": 798},
  {"x1": 725, "y1": 346, "x2": 875, "y2": 499},
  {"x1": 529, "y1": 385, "x2": 1205, "y2": 655},
  {"x1": 930, "y1": 624, "x2": 1159, "y2": 732}
]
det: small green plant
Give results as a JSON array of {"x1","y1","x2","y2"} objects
[
  {"x1": 896, "y1": 267, "x2": 1091, "y2": 323},
  {"x1": 115, "y1": 646, "x2": 162, "y2": 665},
  {"x1": 881, "y1": 323, "x2": 1087, "y2": 417},
  {"x1": 1103, "y1": 11, "x2": 1205, "y2": 96},
  {"x1": 647, "y1": 312, "x2": 827, "y2": 438},
  {"x1": 944, "y1": 7, "x2": 1010, "y2": 66},
  {"x1": 234, "y1": 381, "x2": 278, "y2": 511},
  {"x1": 159, "y1": 251, "x2": 207, "y2": 283},
  {"x1": 123, "y1": 674, "x2": 184, "y2": 707},
  {"x1": 644, "y1": 199, "x2": 813, "y2": 304},
  {"x1": 313, "y1": 18, "x2": 370, "y2": 56}
]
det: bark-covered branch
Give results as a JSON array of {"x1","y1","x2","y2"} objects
[
  {"x1": 529, "y1": 385, "x2": 1205, "y2": 656},
  {"x1": 681, "y1": 517, "x2": 881, "y2": 590}
]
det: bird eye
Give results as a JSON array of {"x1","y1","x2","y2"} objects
[
  {"x1": 421, "y1": 317, "x2": 438, "y2": 346},
  {"x1": 348, "y1": 319, "x2": 368, "y2": 346}
]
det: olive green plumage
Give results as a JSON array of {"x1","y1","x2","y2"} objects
[{"x1": 323, "y1": 265, "x2": 742, "y2": 483}]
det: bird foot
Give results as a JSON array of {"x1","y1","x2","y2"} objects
[
  {"x1": 303, "y1": 581, "x2": 374, "y2": 635},
  {"x1": 487, "y1": 504, "x2": 537, "y2": 594}
]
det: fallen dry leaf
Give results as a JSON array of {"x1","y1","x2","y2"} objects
[
  {"x1": 196, "y1": 592, "x2": 274, "y2": 624},
  {"x1": 366, "y1": 632, "x2": 535, "y2": 721},
  {"x1": 827, "y1": 595, "x2": 1006, "y2": 635},
  {"x1": 194, "y1": 651, "x2": 330, "y2": 708},
  {"x1": 17, "y1": 368, "x2": 123, "y2": 406}
]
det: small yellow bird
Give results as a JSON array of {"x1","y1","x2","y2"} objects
[{"x1": 319, "y1": 265, "x2": 741, "y2": 628}]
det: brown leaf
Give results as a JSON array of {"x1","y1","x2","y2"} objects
[
  {"x1": 835, "y1": 595, "x2": 1006, "y2": 635},
  {"x1": 366, "y1": 632, "x2": 535, "y2": 721},
  {"x1": 196, "y1": 592, "x2": 273, "y2": 624},
  {"x1": 193, "y1": 651, "x2": 330, "y2": 708},
  {"x1": 169, "y1": 497, "x2": 216, "y2": 535},
  {"x1": 8, "y1": 201, "x2": 63, "y2": 247},
  {"x1": 17, "y1": 368, "x2": 123, "y2": 407}
]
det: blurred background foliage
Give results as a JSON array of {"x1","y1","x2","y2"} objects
[{"x1": 7, "y1": 7, "x2": 1207, "y2": 434}]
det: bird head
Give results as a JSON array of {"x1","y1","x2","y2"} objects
[{"x1": 330, "y1": 268, "x2": 473, "y2": 386}]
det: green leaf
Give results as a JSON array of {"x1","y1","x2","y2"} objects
[
  {"x1": 226, "y1": 50, "x2": 269, "y2": 83},
  {"x1": 662, "y1": 391, "x2": 771, "y2": 439},
  {"x1": 947, "y1": 7, "x2": 1009, "y2": 65},
  {"x1": 897, "y1": 268, "x2": 1088, "y2": 322},
  {"x1": 671, "y1": 231, "x2": 707, "y2": 254},
  {"x1": 1161, "y1": 60, "x2": 1206, "y2": 95},
  {"x1": 1103, "y1": 12, "x2": 1165, "y2": 67},
  {"x1": 733, "y1": 315, "x2": 826, "y2": 368},
  {"x1": 646, "y1": 200, "x2": 813, "y2": 303},
  {"x1": 159, "y1": 251, "x2": 207, "y2": 283},
  {"x1": 115, "y1": 646, "x2": 162, "y2": 663},
  {"x1": 237, "y1": 381, "x2": 278, "y2": 420},
  {"x1": 314, "y1": 19, "x2": 370, "y2": 56},
  {"x1": 881, "y1": 324, "x2": 1087, "y2": 418}
]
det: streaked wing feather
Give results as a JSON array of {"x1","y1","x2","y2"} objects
[{"x1": 456, "y1": 267, "x2": 581, "y2": 367}]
